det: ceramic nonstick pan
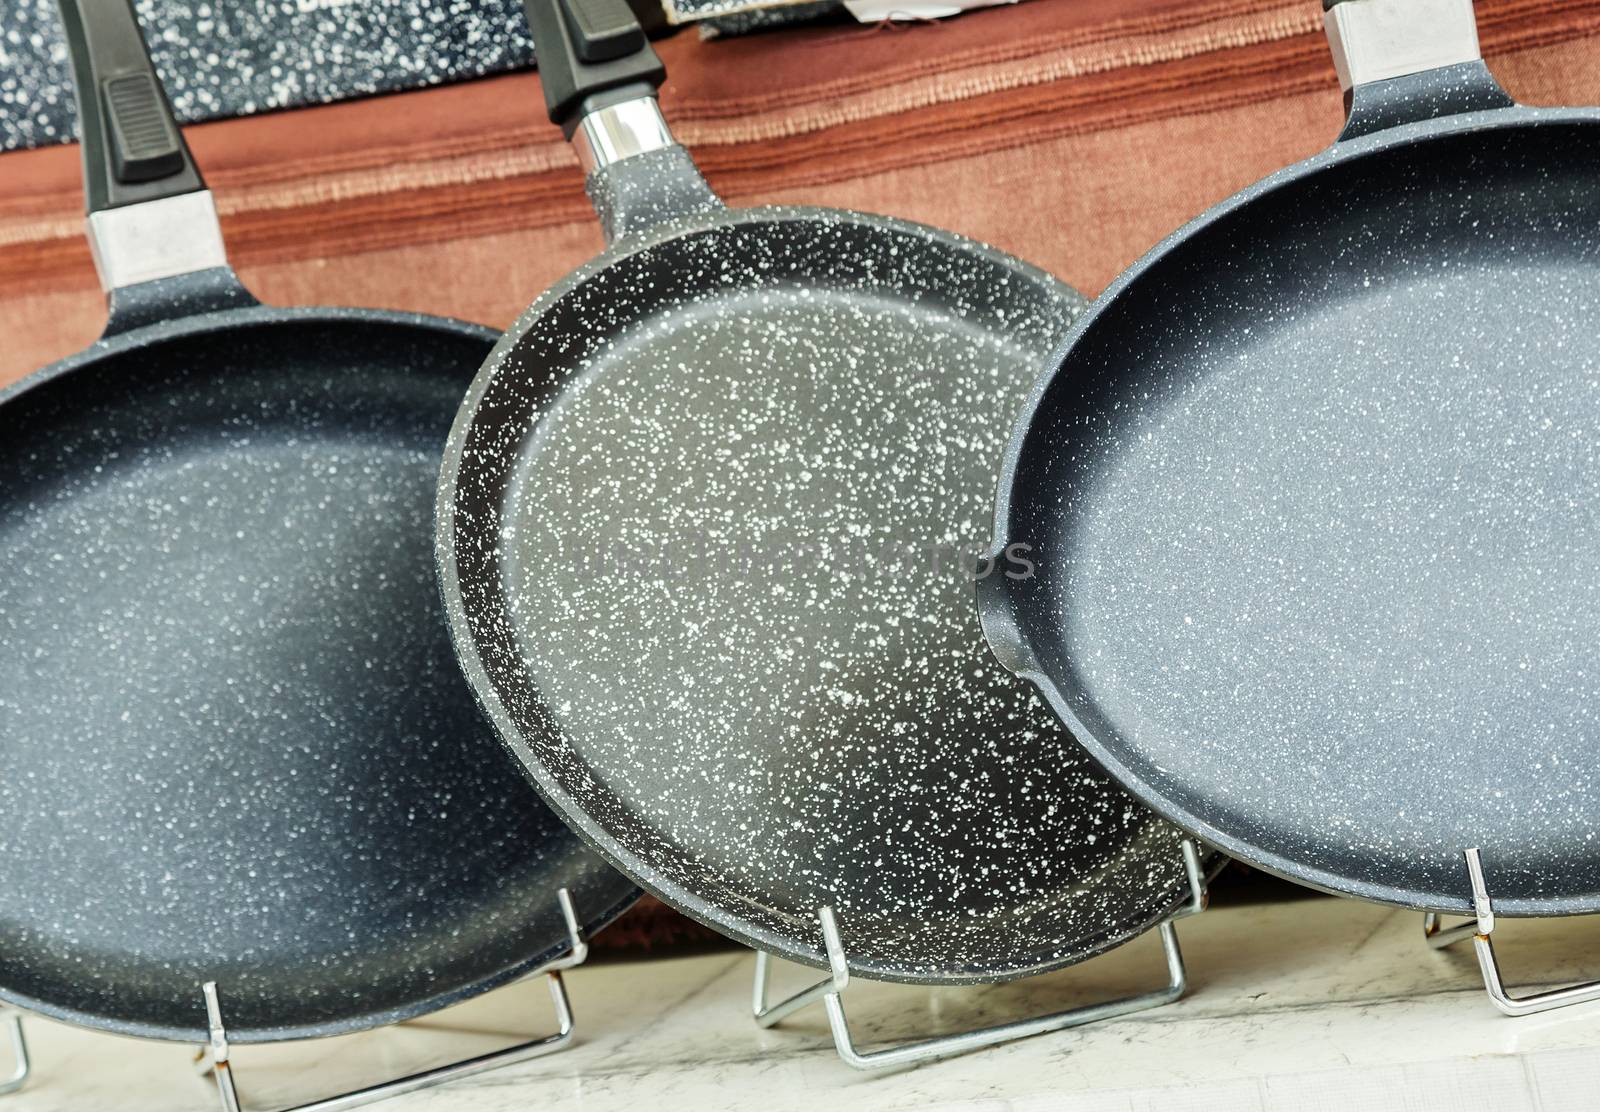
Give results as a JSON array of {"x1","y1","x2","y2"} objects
[
  {"x1": 981, "y1": 0, "x2": 1600, "y2": 916},
  {"x1": 437, "y1": 0, "x2": 1220, "y2": 985},
  {"x1": 0, "y1": 0, "x2": 637, "y2": 1043}
]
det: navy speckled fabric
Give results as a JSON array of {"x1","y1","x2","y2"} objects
[{"x1": 0, "y1": 0, "x2": 536, "y2": 152}]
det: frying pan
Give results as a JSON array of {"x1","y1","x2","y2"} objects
[
  {"x1": 0, "y1": 0, "x2": 637, "y2": 1043},
  {"x1": 437, "y1": 0, "x2": 1219, "y2": 985},
  {"x1": 981, "y1": 0, "x2": 1600, "y2": 916}
]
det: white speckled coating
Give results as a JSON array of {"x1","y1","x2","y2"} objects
[
  {"x1": 439, "y1": 188, "x2": 1219, "y2": 984},
  {"x1": 0, "y1": 298, "x2": 638, "y2": 1043},
  {"x1": 988, "y1": 78, "x2": 1600, "y2": 916}
]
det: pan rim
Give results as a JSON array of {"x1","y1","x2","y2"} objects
[
  {"x1": 0, "y1": 883, "x2": 646, "y2": 1045},
  {"x1": 0, "y1": 302, "x2": 641, "y2": 1043},
  {"x1": 0, "y1": 300, "x2": 498, "y2": 407},
  {"x1": 987, "y1": 101, "x2": 1600, "y2": 918},
  {"x1": 436, "y1": 201, "x2": 1226, "y2": 986}
]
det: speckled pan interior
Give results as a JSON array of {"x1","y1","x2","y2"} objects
[
  {"x1": 0, "y1": 307, "x2": 638, "y2": 1043},
  {"x1": 991, "y1": 109, "x2": 1600, "y2": 916},
  {"x1": 439, "y1": 206, "x2": 1218, "y2": 984}
]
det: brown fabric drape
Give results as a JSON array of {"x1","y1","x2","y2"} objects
[{"x1": 3, "y1": 0, "x2": 1599, "y2": 383}]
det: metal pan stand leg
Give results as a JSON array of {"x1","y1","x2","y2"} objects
[
  {"x1": 1451, "y1": 848, "x2": 1600, "y2": 1018},
  {"x1": 201, "y1": 887, "x2": 588, "y2": 1112},
  {"x1": 753, "y1": 839, "x2": 1209, "y2": 1070},
  {"x1": 1422, "y1": 912, "x2": 1477, "y2": 950},
  {"x1": 0, "y1": 1010, "x2": 29, "y2": 1096}
]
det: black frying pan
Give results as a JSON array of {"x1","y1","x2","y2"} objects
[
  {"x1": 0, "y1": 0, "x2": 637, "y2": 1043},
  {"x1": 982, "y1": 0, "x2": 1600, "y2": 916},
  {"x1": 437, "y1": 0, "x2": 1219, "y2": 986}
]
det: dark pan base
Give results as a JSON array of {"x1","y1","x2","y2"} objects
[
  {"x1": 441, "y1": 209, "x2": 1219, "y2": 984},
  {"x1": 997, "y1": 115, "x2": 1600, "y2": 915},
  {"x1": 0, "y1": 311, "x2": 637, "y2": 1042}
]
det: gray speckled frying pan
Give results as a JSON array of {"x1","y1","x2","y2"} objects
[
  {"x1": 0, "y1": 0, "x2": 637, "y2": 1043},
  {"x1": 982, "y1": 0, "x2": 1600, "y2": 917},
  {"x1": 436, "y1": 0, "x2": 1220, "y2": 985}
]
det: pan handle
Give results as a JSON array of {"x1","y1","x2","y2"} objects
[
  {"x1": 57, "y1": 0, "x2": 253, "y2": 330},
  {"x1": 523, "y1": 0, "x2": 722, "y2": 243},
  {"x1": 1323, "y1": 0, "x2": 1512, "y2": 141}
]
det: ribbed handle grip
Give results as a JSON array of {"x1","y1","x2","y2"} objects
[
  {"x1": 523, "y1": 0, "x2": 665, "y2": 135},
  {"x1": 563, "y1": 0, "x2": 645, "y2": 62},
  {"x1": 102, "y1": 72, "x2": 184, "y2": 181},
  {"x1": 57, "y1": 0, "x2": 203, "y2": 212}
]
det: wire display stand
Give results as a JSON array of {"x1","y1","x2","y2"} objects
[
  {"x1": 2, "y1": 888, "x2": 590, "y2": 1110},
  {"x1": 1424, "y1": 848, "x2": 1600, "y2": 1018},
  {"x1": 752, "y1": 838, "x2": 1210, "y2": 1070},
  {"x1": 0, "y1": 1010, "x2": 27, "y2": 1097}
]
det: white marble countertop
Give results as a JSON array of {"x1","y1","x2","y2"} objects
[{"x1": 7, "y1": 895, "x2": 1600, "y2": 1111}]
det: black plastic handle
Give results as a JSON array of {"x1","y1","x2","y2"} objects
[
  {"x1": 524, "y1": 0, "x2": 666, "y2": 135},
  {"x1": 57, "y1": 0, "x2": 203, "y2": 213}
]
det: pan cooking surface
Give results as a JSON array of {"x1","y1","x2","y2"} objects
[
  {"x1": 446, "y1": 214, "x2": 1210, "y2": 981},
  {"x1": 1003, "y1": 121, "x2": 1600, "y2": 912},
  {"x1": 0, "y1": 318, "x2": 633, "y2": 1040}
]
